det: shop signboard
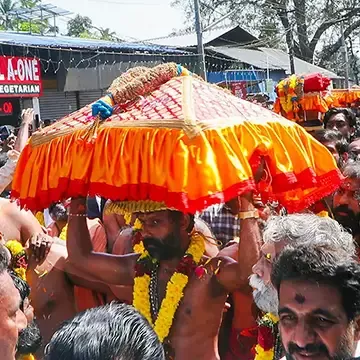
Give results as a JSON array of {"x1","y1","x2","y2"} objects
[{"x1": 0, "y1": 57, "x2": 42, "y2": 98}]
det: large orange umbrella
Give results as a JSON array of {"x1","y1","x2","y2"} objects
[{"x1": 12, "y1": 63, "x2": 341, "y2": 213}]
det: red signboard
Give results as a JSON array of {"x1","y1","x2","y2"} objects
[
  {"x1": 0, "y1": 57, "x2": 42, "y2": 98},
  {"x1": 230, "y1": 81, "x2": 247, "y2": 99}
]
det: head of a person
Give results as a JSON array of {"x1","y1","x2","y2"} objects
[
  {"x1": 48, "y1": 202, "x2": 68, "y2": 223},
  {"x1": 0, "y1": 245, "x2": 27, "y2": 360},
  {"x1": 250, "y1": 214, "x2": 355, "y2": 315},
  {"x1": 44, "y1": 302, "x2": 165, "y2": 360},
  {"x1": 348, "y1": 138, "x2": 360, "y2": 162},
  {"x1": 333, "y1": 162, "x2": 360, "y2": 238},
  {"x1": 323, "y1": 108, "x2": 356, "y2": 140},
  {"x1": 272, "y1": 245, "x2": 360, "y2": 360},
  {"x1": 312, "y1": 129, "x2": 349, "y2": 168},
  {"x1": 9, "y1": 271, "x2": 42, "y2": 356},
  {"x1": 137, "y1": 210, "x2": 195, "y2": 261}
]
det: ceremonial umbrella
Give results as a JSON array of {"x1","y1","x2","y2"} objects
[{"x1": 12, "y1": 63, "x2": 341, "y2": 214}]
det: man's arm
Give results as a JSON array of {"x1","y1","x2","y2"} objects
[
  {"x1": 215, "y1": 192, "x2": 261, "y2": 293},
  {"x1": 67, "y1": 197, "x2": 137, "y2": 286},
  {"x1": 14, "y1": 108, "x2": 33, "y2": 153}
]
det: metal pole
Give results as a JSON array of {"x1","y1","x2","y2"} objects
[
  {"x1": 341, "y1": 21, "x2": 350, "y2": 88},
  {"x1": 193, "y1": 0, "x2": 207, "y2": 80},
  {"x1": 288, "y1": 25, "x2": 296, "y2": 74}
]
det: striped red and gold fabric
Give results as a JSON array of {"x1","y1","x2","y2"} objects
[{"x1": 12, "y1": 63, "x2": 341, "y2": 214}]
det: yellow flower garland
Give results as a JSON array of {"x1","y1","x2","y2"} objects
[
  {"x1": 254, "y1": 312, "x2": 279, "y2": 360},
  {"x1": 19, "y1": 354, "x2": 35, "y2": 360},
  {"x1": 254, "y1": 344, "x2": 274, "y2": 360},
  {"x1": 5, "y1": 240, "x2": 27, "y2": 281},
  {"x1": 133, "y1": 232, "x2": 205, "y2": 342}
]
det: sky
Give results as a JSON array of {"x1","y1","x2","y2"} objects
[{"x1": 48, "y1": 0, "x2": 187, "y2": 41}]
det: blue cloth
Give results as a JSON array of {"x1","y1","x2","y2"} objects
[{"x1": 92, "y1": 100, "x2": 113, "y2": 119}]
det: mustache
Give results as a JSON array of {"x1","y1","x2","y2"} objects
[
  {"x1": 334, "y1": 205, "x2": 356, "y2": 217},
  {"x1": 288, "y1": 342, "x2": 329, "y2": 356},
  {"x1": 249, "y1": 274, "x2": 267, "y2": 290}
]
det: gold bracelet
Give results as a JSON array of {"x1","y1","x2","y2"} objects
[
  {"x1": 238, "y1": 209, "x2": 259, "y2": 220},
  {"x1": 69, "y1": 213, "x2": 87, "y2": 217}
]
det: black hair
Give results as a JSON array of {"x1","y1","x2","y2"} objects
[
  {"x1": 0, "y1": 152, "x2": 8, "y2": 168},
  {"x1": 323, "y1": 108, "x2": 356, "y2": 128},
  {"x1": 44, "y1": 302, "x2": 165, "y2": 360},
  {"x1": 271, "y1": 244, "x2": 360, "y2": 321},
  {"x1": 48, "y1": 202, "x2": 68, "y2": 222},
  {"x1": 9, "y1": 271, "x2": 30, "y2": 309},
  {"x1": 312, "y1": 129, "x2": 349, "y2": 155},
  {"x1": 9, "y1": 271, "x2": 43, "y2": 355},
  {"x1": 0, "y1": 244, "x2": 10, "y2": 273},
  {"x1": 168, "y1": 211, "x2": 195, "y2": 233}
]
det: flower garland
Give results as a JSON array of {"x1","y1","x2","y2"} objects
[
  {"x1": 132, "y1": 230, "x2": 205, "y2": 342},
  {"x1": 5, "y1": 242, "x2": 35, "y2": 360},
  {"x1": 19, "y1": 355, "x2": 35, "y2": 360},
  {"x1": 254, "y1": 312, "x2": 279, "y2": 360},
  {"x1": 5, "y1": 240, "x2": 28, "y2": 281},
  {"x1": 275, "y1": 75, "x2": 304, "y2": 120}
]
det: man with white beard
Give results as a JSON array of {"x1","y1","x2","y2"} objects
[{"x1": 249, "y1": 213, "x2": 356, "y2": 359}]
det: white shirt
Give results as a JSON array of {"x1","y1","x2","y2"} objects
[{"x1": 0, "y1": 150, "x2": 19, "y2": 194}]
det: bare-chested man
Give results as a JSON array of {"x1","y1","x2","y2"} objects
[
  {"x1": 67, "y1": 193, "x2": 260, "y2": 360},
  {"x1": 106, "y1": 212, "x2": 220, "y2": 304},
  {"x1": 0, "y1": 200, "x2": 77, "y2": 351}
]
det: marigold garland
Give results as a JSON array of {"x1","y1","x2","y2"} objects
[
  {"x1": 254, "y1": 313, "x2": 279, "y2": 360},
  {"x1": 19, "y1": 354, "x2": 35, "y2": 360},
  {"x1": 5, "y1": 240, "x2": 28, "y2": 281},
  {"x1": 132, "y1": 231, "x2": 205, "y2": 342}
]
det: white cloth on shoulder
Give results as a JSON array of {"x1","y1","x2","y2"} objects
[{"x1": 0, "y1": 150, "x2": 19, "y2": 194}]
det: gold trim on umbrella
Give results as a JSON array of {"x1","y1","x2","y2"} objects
[{"x1": 104, "y1": 200, "x2": 177, "y2": 216}]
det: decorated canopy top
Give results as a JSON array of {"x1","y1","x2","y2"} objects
[
  {"x1": 274, "y1": 73, "x2": 360, "y2": 122},
  {"x1": 12, "y1": 63, "x2": 341, "y2": 214}
]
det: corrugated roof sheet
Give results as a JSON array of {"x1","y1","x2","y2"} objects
[
  {"x1": 259, "y1": 48, "x2": 341, "y2": 79},
  {"x1": 145, "y1": 27, "x2": 232, "y2": 47},
  {"x1": 209, "y1": 46, "x2": 283, "y2": 70},
  {"x1": 145, "y1": 25, "x2": 258, "y2": 48},
  {"x1": 212, "y1": 46, "x2": 340, "y2": 79},
  {"x1": 0, "y1": 31, "x2": 185, "y2": 53}
]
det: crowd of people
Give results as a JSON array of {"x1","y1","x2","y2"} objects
[{"x1": 1, "y1": 104, "x2": 360, "y2": 360}]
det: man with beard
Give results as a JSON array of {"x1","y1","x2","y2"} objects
[
  {"x1": 250, "y1": 214, "x2": 355, "y2": 359},
  {"x1": 332, "y1": 162, "x2": 360, "y2": 245},
  {"x1": 10, "y1": 271, "x2": 42, "y2": 359},
  {"x1": 272, "y1": 244, "x2": 360, "y2": 360},
  {"x1": 323, "y1": 108, "x2": 357, "y2": 141},
  {"x1": 66, "y1": 194, "x2": 260, "y2": 360}
]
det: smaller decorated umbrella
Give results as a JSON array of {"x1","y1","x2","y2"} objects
[{"x1": 12, "y1": 63, "x2": 341, "y2": 214}]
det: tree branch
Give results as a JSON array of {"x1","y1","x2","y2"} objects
[
  {"x1": 310, "y1": 7, "x2": 360, "y2": 54},
  {"x1": 318, "y1": 18, "x2": 360, "y2": 66}
]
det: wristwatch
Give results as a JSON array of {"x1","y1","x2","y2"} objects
[{"x1": 238, "y1": 209, "x2": 259, "y2": 220}]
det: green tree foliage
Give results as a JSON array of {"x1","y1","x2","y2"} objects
[{"x1": 67, "y1": 14, "x2": 93, "y2": 37}]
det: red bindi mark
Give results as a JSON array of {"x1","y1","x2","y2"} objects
[{"x1": 295, "y1": 293, "x2": 305, "y2": 304}]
